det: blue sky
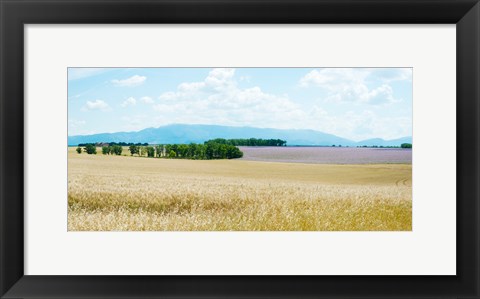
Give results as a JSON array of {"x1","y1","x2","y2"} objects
[{"x1": 68, "y1": 67, "x2": 412, "y2": 141}]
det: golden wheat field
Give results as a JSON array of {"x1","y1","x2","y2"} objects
[{"x1": 67, "y1": 147, "x2": 412, "y2": 231}]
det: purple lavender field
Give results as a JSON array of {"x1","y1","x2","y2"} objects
[{"x1": 238, "y1": 146, "x2": 412, "y2": 164}]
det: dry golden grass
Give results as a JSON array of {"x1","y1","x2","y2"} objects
[{"x1": 67, "y1": 147, "x2": 412, "y2": 231}]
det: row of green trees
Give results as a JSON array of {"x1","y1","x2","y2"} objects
[
  {"x1": 128, "y1": 141, "x2": 243, "y2": 159},
  {"x1": 78, "y1": 142, "x2": 148, "y2": 147},
  {"x1": 208, "y1": 138, "x2": 287, "y2": 146},
  {"x1": 356, "y1": 144, "x2": 412, "y2": 148},
  {"x1": 101, "y1": 145, "x2": 123, "y2": 155},
  {"x1": 76, "y1": 144, "x2": 124, "y2": 155},
  {"x1": 76, "y1": 141, "x2": 244, "y2": 160},
  {"x1": 77, "y1": 144, "x2": 97, "y2": 154}
]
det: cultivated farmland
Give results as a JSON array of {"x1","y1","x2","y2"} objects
[
  {"x1": 239, "y1": 146, "x2": 412, "y2": 164},
  {"x1": 68, "y1": 147, "x2": 412, "y2": 231}
]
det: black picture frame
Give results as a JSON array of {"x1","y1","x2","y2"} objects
[{"x1": 1, "y1": 0, "x2": 479, "y2": 298}]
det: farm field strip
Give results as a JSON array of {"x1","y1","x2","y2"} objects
[
  {"x1": 68, "y1": 147, "x2": 412, "y2": 231},
  {"x1": 239, "y1": 146, "x2": 412, "y2": 164}
]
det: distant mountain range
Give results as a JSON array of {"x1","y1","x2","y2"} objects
[{"x1": 68, "y1": 124, "x2": 412, "y2": 147}]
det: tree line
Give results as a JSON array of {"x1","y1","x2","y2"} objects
[
  {"x1": 128, "y1": 141, "x2": 243, "y2": 159},
  {"x1": 76, "y1": 140, "x2": 244, "y2": 160},
  {"x1": 355, "y1": 143, "x2": 412, "y2": 148},
  {"x1": 208, "y1": 138, "x2": 287, "y2": 146},
  {"x1": 77, "y1": 142, "x2": 148, "y2": 147}
]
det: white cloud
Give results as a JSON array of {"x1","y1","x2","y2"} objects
[
  {"x1": 172, "y1": 68, "x2": 235, "y2": 94},
  {"x1": 299, "y1": 68, "x2": 399, "y2": 105},
  {"x1": 140, "y1": 96, "x2": 154, "y2": 104},
  {"x1": 365, "y1": 84, "x2": 396, "y2": 104},
  {"x1": 121, "y1": 97, "x2": 137, "y2": 108},
  {"x1": 111, "y1": 75, "x2": 146, "y2": 87},
  {"x1": 205, "y1": 68, "x2": 235, "y2": 87},
  {"x1": 296, "y1": 107, "x2": 411, "y2": 141},
  {"x1": 152, "y1": 68, "x2": 305, "y2": 129},
  {"x1": 82, "y1": 100, "x2": 110, "y2": 111}
]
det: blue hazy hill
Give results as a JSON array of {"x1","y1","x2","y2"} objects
[{"x1": 68, "y1": 124, "x2": 412, "y2": 147}]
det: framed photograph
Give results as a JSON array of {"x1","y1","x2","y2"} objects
[
  {"x1": 66, "y1": 66, "x2": 413, "y2": 232},
  {"x1": 0, "y1": 0, "x2": 479, "y2": 298}
]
